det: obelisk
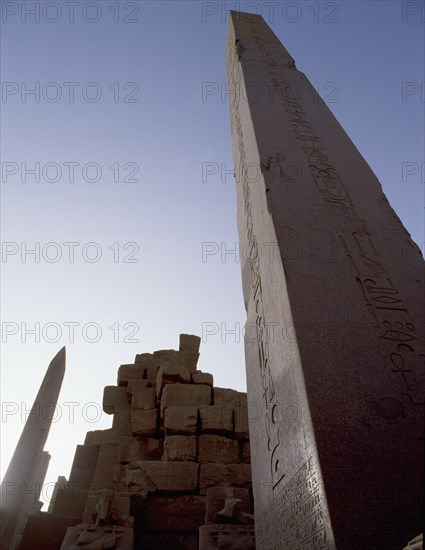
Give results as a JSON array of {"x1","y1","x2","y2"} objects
[
  {"x1": 1, "y1": 347, "x2": 66, "y2": 550},
  {"x1": 226, "y1": 12, "x2": 424, "y2": 550}
]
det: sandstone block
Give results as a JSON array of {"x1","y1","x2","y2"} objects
[
  {"x1": 126, "y1": 467, "x2": 155, "y2": 492},
  {"x1": 68, "y1": 445, "x2": 99, "y2": 490},
  {"x1": 163, "y1": 435, "x2": 197, "y2": 461},
  {"x1": 191, "y1": 370, "x2": 213, "y2": 386},
  {"x1": 205, "y1": 487, "x2": 251, "y2": 523},
  {"x1": 126, "y1": 461, "x2": 198, "y2": 492},
  {"x1": 161, "y1": 384, "x2": 211, "y2": 415},
  {"x1": 199, "y1": 464, "x2": 252, "y2": 495},
  {"x1": 139, "y1": 494, "x2": 206, "y2": 531},
  {"x1": 234, "y1": 394, "x2": 249, "y2": 439},
  {"x1": 154, "y1": 349, "x2": 199, "y2": 373},
  {"x1": 144, "y1": 364, "x2": 160, "y2": 386},
  {"x1": 131, "y1": 408, "x2": 158, "y2": 436},
  {"x1": 18, "y1": 516, "x2": 82, "y2": 550},
  {"x1": 110, "y1": 388, "x2": 132, "y2": 434},
  {"x1": 92, "y1": 444, "x2": 120, "y2": 490},
  {"x1": 103, "y1": 386, "x2": 121, "y2": 414},
  {"x1": 46, "y1": 476, "x2": 67, "y2": 515},
  {"x1": 198, "y1": 435, "x2": 239, "y2": 464},
  {"x1": 131, "y1": 387, "x2": 156, "y2": 410},
  {"x1": 118, "y1": 436, "x2": 163, "y2": 464},
  {"x1": 84, "y1": 428, "x2": 122, "y2": 446},
  {"x1": 154, "y1": 349, "x2": 180, "y2": 364},
  {"x1": 241, "y1": 442, "x2": 251, "y2": 464},
  {"x1": 179, "y1": 351, "x2": 200, "y2": 373},
  {"x1": 199, "y1": 405, "x2": 234, "y2": 434},
  {"x1": 179, "y1": 334, "x2": 201, "y2": 353},
  {"x1": 214, "y1": 389, "x2": 249, "y2": 438},
  {"x1": 164, "y1": 406, "x2": 198, "y2": 435},
  {"x1": 127, "y1": 379, "x2": 151, "y2": 401},
  {"x1": 213, "y1": 387, "x2": 240, "y2": 405},
  {"x1": 48, "y1": 486, "x2": 88, "y2": 518},
  {"x1": 156, "y1": 362, "x2": 190, "y2": 399},
  {"x1": 134, "y1": 352, "x2": 157, "y2": 368},
  {"x1": 117, "y1": 364, "x2": 144, "y2": 386}
]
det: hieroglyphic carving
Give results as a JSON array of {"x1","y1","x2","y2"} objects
[
  {"x1": 229, "y1": 14, "x2": 423, "y2": 549},
  {"x1": 250, "y1": 34, "x2": 351, "y2": 209},
  {"x1": 337, "y1": 228, "x2": 422, "y2": 403},
  {"x1": 237, "y1": 20, "x2": 422, "y2": 407},
  {"x1": 228, "y1": 45, "x2": 285, "y2": 489},
  {"x1": 256, "y1": 457, "x2": 330, "y2": 550}
]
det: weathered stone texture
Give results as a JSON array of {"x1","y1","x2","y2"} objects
[
  {"x1": 19, "y1": 334, "x2": 254, "y2": 549},
  {"x1": 118, "y1": 436, "x2": 163, "y2": 464},
  {"x1": 213, "y1": 387, "x2": 240, "y2": 405},
  {"x1": 160, "y1": 384, "x2": 211, "y2": 414},
  {"x1": 134, "y1": 352, "x2": 157, "y2": 368},
  {"x1": 144, "y1": 365, "x2": 160, "y2": 386},
  {"x1": 67, "y1": 445, "x2": 99, "y2": 490},
  {"x1": 179, "y1": 334, "x2": 201, "y2": 353},
  {"x1": 234, "y1": 394, "x2": 249, "y2": 439},
  {"x1": 156, "y1": 363, "x2": 190, "y2": 398},
  {"x1": 91, "y1": 444, "x2": 120, "y2": 490},
  {"x1": 241, "y1": 442, "x2": 251, "y2": 464},
  {"x1": 199, "y1": 464, "x2": 252, "y2": 495},
  {"x1": 17, "y1": 516, "x2": 81, "y2": 550},
  {"x1": 140, "y1": 495, "x2": 206, "y2": 531},
  {"x1": 48, "y1": 487, "x2": 88, "y2": 519},
  {"x1": 199, "y1": 405, "x2": 234, "y2": 434},
  {"x1": 127, "y1": 379, "x2": 151, "y2": 400},
  {"x1": 228, "y1": 11, "x2": 423, "y2": 550},
  {"x1": 131, "y1": 408, "x2": 158, "y2": 436},
  {"x1": 117, "y1": 364, "x2": 144, "y2": 386},
  {"x1": 164, "y1": 406, "x2": 199, "y2": 435},
  {"x1": 103, "y1": 386, "x2": 120, "y2": 414},
  {"x1": 191, "y1": 370, "x2": 213, "y2": 386},
  {"x1": 163, "y1": 435, "x2": 197, "y2": 462},
  {"x1": 198, "y1": 435, "x2": 239, "y2": 464},
  {"x1": 131, "y1": 387, "x2": 156, "y2": 410},
  {"x1": 179, "y1": 351, "x2": 200, "y2": 373},
  {"x1": 84, "y1": 428, "x2": 121, "y2": 446},
  {"x1": 126, "y1": 461, "x2": 199, "y2": 492}
]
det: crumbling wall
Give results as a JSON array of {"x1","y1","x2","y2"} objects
[{"x1": 19, "y1": 334, "x2": 255, "y2": 549}]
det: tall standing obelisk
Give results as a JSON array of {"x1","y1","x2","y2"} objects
[
  {"x1": 1, "y1": 347, "x2": 66, "y2": 550},
  {"x1": 226, "y1": 12, "x2": 424, "y2": 550}
]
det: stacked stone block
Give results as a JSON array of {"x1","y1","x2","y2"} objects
[
  {"x1": 18, "y1": 334, "x2": 255, "y2": 549},
  {"x1": 113, "y1": 334, "x2": 254, "y2": 548}
]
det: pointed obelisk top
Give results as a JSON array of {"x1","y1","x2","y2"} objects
[
  {"x1": 51, "y1": 345, "x2": 66, "y2": 368},
  {"x1": 1, "y1": 347, "x2": 66, "y2": 550}
]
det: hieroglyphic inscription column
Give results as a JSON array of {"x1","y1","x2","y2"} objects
[{"x1": 226, "y1": 12, "x2": 424, "y2": 550}]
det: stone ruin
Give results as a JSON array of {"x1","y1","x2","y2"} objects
[{"x1": 18, "y1": 334, "x2": 255, "y2": 549}]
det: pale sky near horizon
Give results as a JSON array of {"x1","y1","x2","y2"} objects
[{"x1": 1, "y1": 0, "x2": 423, "y2": 507}]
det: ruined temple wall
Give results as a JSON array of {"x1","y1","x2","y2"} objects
[{"x1": 19, "y1": 334, "x2": 255, "y2": 550}]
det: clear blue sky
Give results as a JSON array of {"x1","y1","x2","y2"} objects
[{"x1": 1, "y1": 0, "x2": 423, "y2": 506}]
